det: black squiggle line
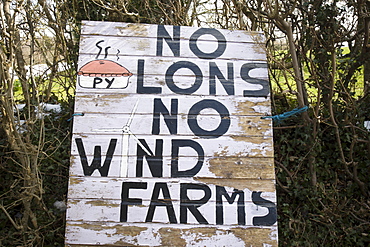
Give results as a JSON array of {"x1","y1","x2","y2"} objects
[
  {"x1": 116, "y1": 49, "x2": 120, "y2": 60},
  {"x1": 104, "y1": 46, "x2": 111, "y2": 59},
  {"x1": 95, "y1": 40, "x2": 104, "y2": 59}
]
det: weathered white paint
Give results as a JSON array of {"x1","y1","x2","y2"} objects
[
  {"x1": 79, "y1": 37, "x2": 267, "y2": 59},
  {"x1": 69, "y1": 156, "x2": 275, "y2": 179},
  {"x1": 72, "y1": 114, "x2": 272, "y2": 136},
  {"x1": 73, "y1": 94, "x2": 271, "y2": 116},
  {"x1": 70, "y1": 135, "x2": 273, "y2": 157},
  {"x1": 76, "y1": 57, "x2": 268, "y2": 94},
  {"x1": 67, "y1": 177, "x2": 276, "y2": 198},
  {"x1": 65, "y1": 222, "x2": 278, "y2": 247},
  {"x1": 66, "y1": 20, "x2": 277, "y2": 246},
  {"x1": 76, "y1": 55, "x2": 268, "y2": 76},
  {"x1": 67, "y1": 199, "x2": 271, "y2": 225},
  {"x1": 81, "y1": 21, "x2": 265, "y2": 42}
]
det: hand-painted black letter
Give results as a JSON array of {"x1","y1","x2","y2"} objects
[
  {"x1": 136, "y1": 139, "x2": 163, "y2": 177},
  {"x1": 241, "y1": 63, "x2": 269, "y2": 97},
  {"x1": 120, "y1": 182, "x2": 147, "y2": 222},
  {"x1": 145, "y1": 182, "x2": 177, "y2": 223},
  {"x1": 171, "y1": 139, "x2": 204, "y2": 177},
  {"x1": 180, "y1": 183, "x2": 211, "y2": 224},
  {"x1": 252, "y1": 191, "x2": 277, "y2": 226},
  {"x1": 216, "y1": 186, "x2": 245, "y2": 225},
  {"x1": 75, "y1": 138, "x2": 117, "y2": 176}
]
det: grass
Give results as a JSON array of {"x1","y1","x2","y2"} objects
[
  {"x1": 13, "y1": 72, "x2": 75, "y2": 104},
  {"x1": 269, "y1": 47, "x2": 365, "y2": 106}
]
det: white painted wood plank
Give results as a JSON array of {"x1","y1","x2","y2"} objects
[
  {"x1": 66, "y1": 199, "x2": 275, "y2": 226},
  {"x1": 75, "y1": 55, "x2": 268, "y2": 95},
  {"x1": 76, "y1": 56, "x2": 269, "y2": 78},
  {"x1": 65, "y1": 221, "x2": 278, "y2": 246},
  {"x1": 73, "y1": 94, "x2": 271, "y2": 116},
  {"x1": 69, "y1": 135, "x2": 273, "y2": 178},
  {"x1": 71, "y1": 114, "x2": 272, "y2": 137},
  {"x1": 67, "y1": 177, "x2": 276, "y2": 200},
  {"x1": 69, "y1": 155, "x2": 275, "y2": 179},
  {"x1": 70, "y1": 135, "x2": 273, "y2": 158},
  {"x1": 78, "y1": 36, "x2": 266, "y2": 61},
  {"x1": 81, "y1": 21, "x2": 266, "y2": 44}
]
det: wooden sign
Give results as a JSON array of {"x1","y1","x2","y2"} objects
[{"x1": 65, "y1": 21, "x2": 277, "y2": 246}]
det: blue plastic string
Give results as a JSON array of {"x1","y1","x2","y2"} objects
[
  {"x1": 261, "y1": 106, "x2": 308, "y2": 123},
  {"x1": 67, "y1": 113, "x2": 84, "y2": 122}
]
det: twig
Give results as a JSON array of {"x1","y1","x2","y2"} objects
[
  {"x1": 329, "y1": 51, "x2": 366, "y2": 196},
  {"x1": 275, "y1": 160, "x2": 293, "y2": 181},
  {"x1": 276, "y1": 177, "x2": 290, "y2": 193},
  {"x1": 0, "y1": 203, "x2": 22, "y2": 230}
]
